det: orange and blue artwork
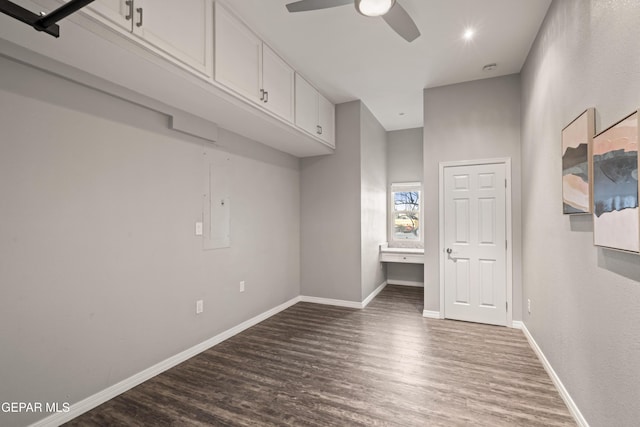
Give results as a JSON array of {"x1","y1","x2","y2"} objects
[{"x1": 562, "y1": 109, "x2": 594, "y2": 215}]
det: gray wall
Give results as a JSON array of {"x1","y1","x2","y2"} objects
[
  {"x1": 301, "y1": 101, "x2": 362, "y2": 301},
  {"x1": 423, "y1": 75, "x2": 523, "y2": 318},
  {"x1": 387, "y1": 263, "x2": 424, "y2": 286},
  {"x1": 521, "y1": 1, "x2": 640, "y2": 425},
  {"x1": 360, "y1": 104, "x2": 388, "y2": 299},
  {"x1": 301, "y1": 101, "x2": 388, "y2": 302},
  {"x1": 387, "y1": 127, "x2": 424, "y2": 285},
  {"x1": 0, "y1": 56, "x2": 300, "y2": 427},
  {"x1": 388, "y1": 127, "x2": 424, "y2": 184}
]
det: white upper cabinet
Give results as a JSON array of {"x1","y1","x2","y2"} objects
[
  {"x1": 19, "y1": 0, "x2": 334, "y2": 156},
  {"x1": 318, "y1": 93, "x2": 335, "y2": 147},
  {"x1": 295, "y1": 73, "x2": 319, "y2": 136},
  {"x1": 261, "y1": 44, "x2": 295, "y2": 123},
  {"x1": 85, "y1": 0, "x2": 213, "y2": 77},
  {"x1": 295, "y1": 74, "x2": 335, "y2": 147},
  {"x1": 133, "y1": 0, "x2": 212, "y2": 77},
  {"x1": 86, "y1": 0, "x2": 132, "y2": 30},
  {"x1": 214, "y1": 3, "x2": 295, "y2": 123},
  {"x1": 214, "y1": 2, "x2": 262, "y2": 103}
]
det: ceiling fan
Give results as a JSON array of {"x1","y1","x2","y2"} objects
[{"x1": 285, "y1": 0, "x2": 421, "y2": 42}]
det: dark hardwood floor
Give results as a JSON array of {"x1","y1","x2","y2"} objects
[{"x1": 67, "y1": 286, "x2": 575, "y2": 426}]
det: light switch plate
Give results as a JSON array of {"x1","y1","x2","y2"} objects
[{"x1": 195, "y1": 221, "x2": 203, "y2": 236}]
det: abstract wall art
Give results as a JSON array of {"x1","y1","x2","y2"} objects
[
  {"x1": 592, "y1": 111, "x2": 639, "y2": 252},
  {"x1": 562, "y1": 108, "x2": 594, "y2": 214}
]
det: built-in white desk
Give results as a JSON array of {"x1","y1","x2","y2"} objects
[{"x1": 379, "y1": 243, "x2": 424, "y2": 264}]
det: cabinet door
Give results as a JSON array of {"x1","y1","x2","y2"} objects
[
  {"x1": 261, "y1": 44, "x2": 294, "y2": 123},
  {"x1": 318, "y1": 94, "x2": 335, "y2": 147},
  {"x1": 294, "y1": 74, "x2": 318, "y2": 137},
  {"x1": 214, "y1": 3, "x2": 262, "y2": 103},
  {"x1": 87, "y1": 0, "x2": 133, "y2": 31},
  {"x1": 133, "y1": 0, "x2": 212, "y2": 77}
]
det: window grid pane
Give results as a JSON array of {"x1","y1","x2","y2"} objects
[{"x1": 392, "y1": 190, "x2": 420, "y2": 241}]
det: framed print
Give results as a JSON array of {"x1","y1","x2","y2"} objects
[
  {"x1": 592, "y1": 111, "x2": 639, "y2": 252},
  {"x1": 562, "y1": 108, "x2": 594, "y2": 214}
]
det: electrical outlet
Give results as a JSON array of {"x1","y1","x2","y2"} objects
[
  {"x1": 240, "y1": 281, "x2": 245, "y2": 293},
  {"x1": 196, "y1": 299, "x2": 204, "y2": 314},
  {"x1": 527, "y1": 298, "x2": 531, "y2": 314}
]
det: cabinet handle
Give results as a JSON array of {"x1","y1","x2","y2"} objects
[
  {"x1": 260, "y1": 89, "x2": 264, "y2": 101},
  {"x1": 264, "y1": 91, "x2": 268, "y2": 103},
  {"x1": 125, "y1": 0, "x2": 133, "y2": 20},
  {"x1": 316, "y1": 125, "x2": 321, "y2": 135},
  {"x1": 136, "y1": 7, "x2": 143, "y2": 27},
  {"x1": 318, "y1": 126, "x2": 323, "y2": 135}
]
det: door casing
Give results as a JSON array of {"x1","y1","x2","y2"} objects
[{"x1": 438, "y1": 158, "x2": 513, "y2": 327}]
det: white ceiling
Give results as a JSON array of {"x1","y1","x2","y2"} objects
[{"x1": 222, "y1": 0, "x2": 551, "y2": 131}]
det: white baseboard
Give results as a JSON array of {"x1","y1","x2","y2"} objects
[
  {"x1": 422, "y1": 310, "x2": 441, "y2": 319},
  {"x1": 511, "y1": 320, "x2": 524, "y2": 329},
  {"x1": 30, "y1": 296, "x2": 302, "y2": 427},
  {"x1": 301, "y1": 281, "x2": 387, "y2": 310},
  {"x1": 520, "y1": 323, "x2": 589, "y2": 427},
  {"x1": 387, "y1": 280, "x2": 424, "y2": 287},
  {"x1": 299, "y1": 295, "x2": 362, "y2": 309},
  {"x1": 361, "y1": 281, "x2": 387, "y2": 308}
]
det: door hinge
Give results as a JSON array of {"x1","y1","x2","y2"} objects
[
  {"x1": 505, "y1": 179, "x2": 507, "y2": 188},
  {"x1": 506, "y1": 301, "x2": 508, "y2": 312},
  {"x1": 505, "y1": 240, "x2": 507, "y2": 250}
]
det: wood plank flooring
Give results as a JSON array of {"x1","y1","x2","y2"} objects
[{"x1": 66, "y1": 286, "x2": 575, "y2": 426}]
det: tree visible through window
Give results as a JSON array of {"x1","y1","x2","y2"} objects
[{"x1": 391, "y1": 183, "x2": 421, "y2": 242}]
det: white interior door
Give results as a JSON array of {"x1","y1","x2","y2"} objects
[{"x1": 443, "y1": 162, "x2": 507, "y2": 326}]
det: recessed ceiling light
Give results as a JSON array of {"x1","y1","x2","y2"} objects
[
  {"x1": 483, "y1": 63, "x2": 498, "y2": 72},
  {"x1": 463, "y1": 27, "x2": 475, "y2": 41}
]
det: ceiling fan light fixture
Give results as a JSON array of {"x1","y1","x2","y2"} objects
[{"x1": 355, "y1": 0, "x2": 396, "y2": 17}]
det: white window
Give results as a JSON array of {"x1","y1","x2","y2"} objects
[{"x1": 389, "y1": 182, "x2": 422, "y2": 246}]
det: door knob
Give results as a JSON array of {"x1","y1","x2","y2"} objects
[{"x1": 446, "y1": 248, "x2": 452, "y2": 254}]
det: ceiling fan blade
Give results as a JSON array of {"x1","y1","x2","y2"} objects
[
  {"x1": 286, "y1": 0, "x2": 352, "y2": 13},
  {"x1": 382, "y1": 2, "x2": 420, "y2": 42}
]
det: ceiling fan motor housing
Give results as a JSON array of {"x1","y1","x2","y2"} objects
[
  {"x1": 285, "y1": 0, "x2": 419, "y2": 43},
  {"x1": 355, "y1": 0, "x2": 396, "y2": 17}
]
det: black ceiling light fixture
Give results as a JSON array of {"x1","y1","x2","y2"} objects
[{"x1": 0, "y1": 0, "x2": 95, "y2": 38}]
